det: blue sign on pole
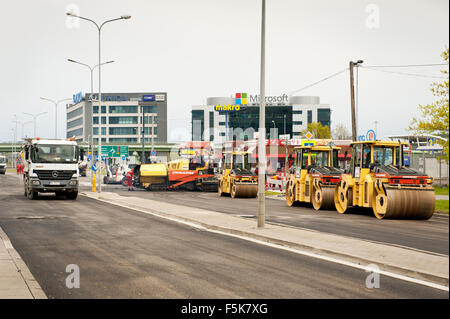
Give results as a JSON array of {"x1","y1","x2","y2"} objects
[{"x1": 91, "y1": 164, "x2": 97, "y2": 172}]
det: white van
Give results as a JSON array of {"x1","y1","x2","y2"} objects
[{"x1": 0, "y1": 155, "x2": 6, "y2": 174}]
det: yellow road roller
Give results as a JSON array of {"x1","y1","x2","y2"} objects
[
  {"x1": 334, "y1": 140, "x2": 435, "y2": 219},
  {"x1": 286, "y1": 145, "x2": 343, "y2": 210},
  {"x1": 218, "y1": 151, "x2": 258, "y2": 198}
]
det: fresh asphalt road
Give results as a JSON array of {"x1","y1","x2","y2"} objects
[
  {"x1": 80, "y1": 179, "x2": 449, "y2": 256},
  {"x1": 0, "y1": 173, "x2": 447, "y2": 298}
]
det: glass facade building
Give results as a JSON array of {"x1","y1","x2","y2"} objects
[{"x1": 191, "y1": 95, "x2": 331, "y2": 143}]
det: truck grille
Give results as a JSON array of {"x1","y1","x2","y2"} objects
[{"x1": 34, "y1": 170, "x2": 76, "y2": 180}]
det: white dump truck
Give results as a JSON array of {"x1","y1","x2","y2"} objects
[
  {"x1": 22, "y1": 138, "x2": 79, "y2": 200},
  {"x1": 0, "y1": 155, "x2": 6, "y2": 174}
]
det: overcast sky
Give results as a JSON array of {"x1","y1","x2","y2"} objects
[{"x1": 0, "y1": 0, "x2": 448, "y2": 143}]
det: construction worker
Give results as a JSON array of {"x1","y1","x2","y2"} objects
[{"x1": 126, "y1": 170, "x2": 133, "y2": 191}]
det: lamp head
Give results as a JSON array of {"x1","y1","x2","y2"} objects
[{"x1": 121, "y1": 15, "x2": 131, "y2": 19}]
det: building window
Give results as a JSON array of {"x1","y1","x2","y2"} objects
[
  {"x1": 292, "y1": 121, "x2": 303, "y2": 126},
  {"x1": 109, "y1": 105, "x2": 138, "y2": 114},
  {"x1": 307, "y1": 110, "x2": 312, "y2": 124},
  {"x1": 143, "y1": 105, "x2": 157, "y2": 113},
  {"x1": 317, "y1": 109, "x2": 331, "y2": 128},
  {"x1": 219, "y1": 132, "x2": 225, "y2": 136},
  {"x1": 219, "y1": 122, "x2": 226, "y2": 126},
  {"x1": 142, "y1": 116, "x2": 157, "y2": 124},
  {"x1": 93, "y1": 105, "x2": 106, "y2": 114},
  {"x1": 109, "y1": 127, "x2": 137, "y2": 135},
  {"x1": 67, "y1": 117, "x2": 83, "y2": 129},
  {"x1": 93, "y1": 127, "x2": 106, "y2": 135},
  {"x1": 109, "y1": 116, "x2": 137, "y2": 124},
  {"x1": 293, "y1": 110, "x2": 303, "y2": 115},
  {"x1": 109, "y1": 138, "x2": 137, "y2": 143},
  {"x1": 93, "y1": 138, "x2": 106, "y2": 143},
  {"x1": 142, "y1": 127, "x2": 156, "y2": 135},
  {"x1": 67, "y1": 108, "x2": 83, "y2": 120},
  {"x1": 67, "y1": 128, "x2": 83, "y2": 138},
  {"x1": 192, "y1": 110, "x2": 204, "y2": 141},
  {"x1": 93, "y1": 117, "x2": 107, "y2": 124}
]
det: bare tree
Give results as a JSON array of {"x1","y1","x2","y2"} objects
[{"x1": 332, "y1": 123, "x2": 351, "y2": 140}]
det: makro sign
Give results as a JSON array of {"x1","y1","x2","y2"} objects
[{"x1": 214, "y1": 104, "x2": 241, "y2": 111}]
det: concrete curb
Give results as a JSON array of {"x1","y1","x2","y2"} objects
[
  {"x1": 81, "y1": 191, "x2": 449, "y2": 289},
  {"x1": 0, "y1": 227, "x2": 47, "y2": 299}
]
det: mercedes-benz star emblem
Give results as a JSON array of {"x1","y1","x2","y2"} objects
[{"x1": 52, "y1": 171, "x2": 59, "y2": 178}]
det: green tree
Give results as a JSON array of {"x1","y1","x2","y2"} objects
[
  {"x1": 302, "y1": 122, "x2": 331, "y2": 139},
  {"x1": 409, "y1": 48, "x2": 449, "y2": 161}
]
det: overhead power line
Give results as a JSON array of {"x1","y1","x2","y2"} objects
[
  {"x1": 363, "y1": 63, "x2": 448, "y2": 68},
  {"x1": 361, "y1": 66, "x2": 448, "y2": 79},
  {"x1": 289, "y1": 68, "x2": 349, "y2": 95}
]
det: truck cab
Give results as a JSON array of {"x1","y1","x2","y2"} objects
[
  {"x1": 0, "y1": 155, "x2": 6, "y2": 174},
  {"x1": 22, "y1": 138, "x2": 79, "y2": 200}
]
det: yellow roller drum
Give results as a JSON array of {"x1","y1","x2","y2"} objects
[
  {"x1": 286, "y1": 178, "x2": 296, "y2": 206},
  {"x1": 373, "y1": 187, "x2": 435, "y2": 220},
  {"x1": 231, "y1": 183, "x2": 258, "y2": 198},
  {"x1": 334, "y1": 179, "x2": 353, "y2": 214},
  {"x1": 312, "y1": 186, "x2": 335, "y2": 210}
]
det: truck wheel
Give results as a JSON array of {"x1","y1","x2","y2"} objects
[
  {"x1": 66, "y1": 191, "x2": 78, "y2": 200},
  {"x1": 27, "y1": 188, "x2": 38, "y2": 200}
]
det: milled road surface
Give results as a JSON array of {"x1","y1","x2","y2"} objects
[
  {"x1": 0, "y1": 174, "x2": 447, "y2": 298},
  {"x1": 81, "y1": 179, "x2": 449, "y2": 256}
]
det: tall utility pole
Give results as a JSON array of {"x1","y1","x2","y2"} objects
[
  {"x1": 257, "y1": 0, "x2": 266, "y2": 229},
  {"x1": 141, "y1": 105, "x2": 146, "y2": 164},
  {"x1": 151, "y1": 114, "x2": 155, "y2": 162},
  {"x1": 349, "y1": 60, "x2": 363, "y2": 141}
]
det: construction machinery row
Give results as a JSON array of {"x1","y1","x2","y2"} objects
[
  {"x1": 286, "y1": 140, "x2": 435, "y2": 219},
  {"x1": 122, "y1": 139, "x2": 435, "y2": 220}
]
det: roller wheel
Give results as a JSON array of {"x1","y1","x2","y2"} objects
[
  {"x1": 218, "y1": 181, "x2": 224, "y2": 196},
  {"x1": 373, "y1": 187, "x2": 435, "y2": 220},
  {"x1": 231, "y1": 183, "x2": 237, "y2": 198},
  {"x1": 286, "y1": 179, "x2": 297, "y2": 206},
  {"x1": 312, "y1": 187, "x2": 335, "y2": 211},
  {"x1": 334, "y1": 181, "x2": 352, "y2": 214}
]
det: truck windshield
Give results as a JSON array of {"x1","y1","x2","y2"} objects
[
  {"x1": 32, "y1": 144, "x2": 77, "y2": 164},
  {"x1": 0, "y1": 157, "x2": 6, "y2": 164}
]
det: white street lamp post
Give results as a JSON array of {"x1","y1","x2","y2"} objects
[
  {"x1": 40, "y1": 97, "x2": 71, "y2": 139},
  {"x1": 23, "y1": 111, "x2": 47, "y2": 138},
  {"x1": 66, "y1": 12, "x2": 131, "y2": 193}
]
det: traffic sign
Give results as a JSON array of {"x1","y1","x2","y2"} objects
[
  {"x1": 91, "y1": 164, "x2": 97, "y2": 172},
  {"x1": 151, "y1": 150, "x2": 157, "y2": 157},
  {"x1": 100, "y1": 145, "x2": 129, "y2": 158}
]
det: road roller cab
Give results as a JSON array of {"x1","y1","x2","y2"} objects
[
  {"x1": 286, "y1": 145, "x2": 342, "y2": 210},
  {"x1": 218, "y1": 151, "x2": 258, "y2": 198},
  {"x1": 334, "y1": 140, "x2": 435, "y2": 219}
]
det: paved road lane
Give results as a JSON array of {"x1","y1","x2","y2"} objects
[{"x1": 82, "y1": 181, "x2": 449, "y2": 256}]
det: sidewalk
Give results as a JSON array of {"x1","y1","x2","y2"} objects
[
  {"x1": 82, "y1": 191, "x2": 449, "y2": 288},
  {"x1": 0, "y1": 227, "x2": 46, "y2": 299}
]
